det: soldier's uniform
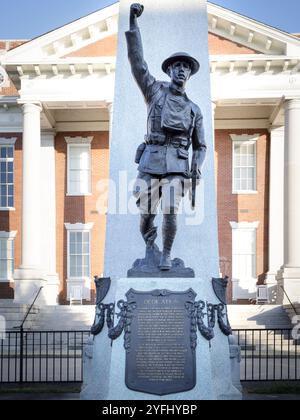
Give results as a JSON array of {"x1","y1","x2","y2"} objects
[
  {"x1": 126, "y1": 24, "x2": 207, "y2": 270},
  {"x1": 126, "y1": 27, "x2": 207, "y2": 215}
]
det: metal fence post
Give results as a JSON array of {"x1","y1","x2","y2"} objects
[{"x1": 19, "y1": 327, "x2": 23, "y2": 384}]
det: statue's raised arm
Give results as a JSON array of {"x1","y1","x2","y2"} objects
[
  {"x1": 126, "y1": 4, "x2": 156, "y2": 103},
  {"x1": 130, "y1": 3, "x2": 144, "y2": 29}
]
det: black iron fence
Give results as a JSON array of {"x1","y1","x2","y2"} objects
[
  {"x1": 0, "y1": 330, "x2": 90, "y2": 383},
  {"x1": 235, "y1": 329, "x2": 300, "y2": 381},
  {"x1": 0, "y1": 329, "x2": 299, "y2": 383}
]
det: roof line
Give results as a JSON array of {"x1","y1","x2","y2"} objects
[
  {"x1": 208, "y1": 1, "x2": 300, "y2": 41},
  {"x1": 8, "y1": 1, "x2": 119, "y2": 52}
]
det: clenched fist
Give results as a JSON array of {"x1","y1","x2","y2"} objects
[{"x1": 130, "y1": 3, "x2": 144, "y2": 18}]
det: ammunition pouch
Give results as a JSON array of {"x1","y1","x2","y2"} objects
[
  {"x1": 135, "y1": 143, "x2": 146, "y2": 164},
  {"x1": 144, "y1": 133, "x2": 190, "y2": 150}
]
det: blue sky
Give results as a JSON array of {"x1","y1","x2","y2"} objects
[{"x1": 0, "y1": 0, "x2": 299, "y2": 39}]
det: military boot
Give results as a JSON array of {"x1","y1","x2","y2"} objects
[
  {"x1": 159, "y1": 214, "x2": 177, "y2": 271},
  {"x1": 140, "y1": 214, "x2": 157, "y2": 247}
]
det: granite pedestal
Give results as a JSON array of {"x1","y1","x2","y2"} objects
[{"x1": 81, "y1": 278, "x2": 241, "y2": 400}]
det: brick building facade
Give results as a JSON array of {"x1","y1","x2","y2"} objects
[{"x1": 0, "y1": 2, "x2": 300, "y2": 305}]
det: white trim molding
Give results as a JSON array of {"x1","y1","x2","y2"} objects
[
  {"x1": 230, "y1": 221, "x2": 260, "y2": 230},
  {"x1": 65, "y1": 136, "x2": 94, "y2": 145},
  {"x1": 0, "y1": 231, "x2": 17, "y2": 239},
  {"x1": 0, "y1": 137, "x2": 17, "y2": 146},
  {"x1": 65, "y1": 223, "x2": 94, "y2": 231},
  {"x1": 230, "y1": 134, "x2": 260, "y2": 143}
]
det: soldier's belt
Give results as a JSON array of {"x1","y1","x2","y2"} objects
[{"x1": 145, "y1": 134, "x2": 189, "y2": 148}]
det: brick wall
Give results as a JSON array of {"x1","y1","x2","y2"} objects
[
  {"x1": 65, "y1": 35, "x2": 117, "y2": 58},
  {"x1": 0, "y1": 40, "x2": 27, "y2": 97},
  {"x1": 215, "y1": 130, "x2": 270, "y2": 302},
  {"x1": 63, "y1": 32, "x2": 259, "y2": 58},
  {"x1": 208, "y1": 33, "x2": 259, "y2": 54},
  {"x1": 55, "y1": 132, "x2": 110, "y2": 304},
  {"x1": 0, "y1": 129, "x2": 270, "y2": 304}
]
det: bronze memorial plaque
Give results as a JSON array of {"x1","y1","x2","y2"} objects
[{"x1": 125, "y1": 289, "x2": 197, "y2": 396}]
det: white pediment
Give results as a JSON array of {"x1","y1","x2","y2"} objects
[
  {"x1": 2, "y1": 2, "x2": 119, "y2": 63},
  {"x1": 207, "y1": 3, "x2": 300, "y2": 56},
  {"x1": 1, "y1": 0, "x2": 300, "y2": 82},
  {"x1": 3, "y1": 1, "x2": 300, "y2": 67}
]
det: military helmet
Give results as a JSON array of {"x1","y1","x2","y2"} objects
[{"x1": 162, "y1": 52, "x2": 200, "y2": 76}]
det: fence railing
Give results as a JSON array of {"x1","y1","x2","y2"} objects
[
  {"x1": 0, "y1": 330, "x2": 90, "y2": 384},
  {"x1": 235, "y1": 329, "x2": 300, "y2": 382},
  {"x1": 0, "y1": 329, "x2": 299, "y2": 384}
]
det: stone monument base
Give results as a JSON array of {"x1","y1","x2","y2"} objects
[
  {"x1": 128, "y1": 245, "x2": 195, "y2": 278},
  {"x1": 81, "y1": 278, "x2": 242, "y2": 401}
]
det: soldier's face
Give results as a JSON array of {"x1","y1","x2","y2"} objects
[{"x1": 169, "y1": 61, "x2": 192, "y2": 87}]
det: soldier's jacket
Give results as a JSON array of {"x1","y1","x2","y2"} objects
[{"x1": 125, "y1": 27, "x2": 207, "y2": 177}]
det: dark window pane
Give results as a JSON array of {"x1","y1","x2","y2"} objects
[
  {"x1": 8, "y1": 197, "x2": 14, "y2": 208},
  {"x1": 0, "y1": 162, "x2": 6, "y2": 172},
  {"x1": 8, "y1": 185, "x2": 13, "y2": 196},
  {"x1": 0, "y1": 174, "x2": 6, "y2": 184},
  {"x1": 0, "y1": 148, "x2": 6, "y2": 159},
  {"x1": 7, "y1": 148, "x2": 13, "y2": 158},
  {"x1": 7, "y1": 174, "x2": 13, "y2": 183},
  {"x1": 1, "y1": 196, "x2": 7, "y2": 207},
  {"x1": 1, "y1": 185, "x2": 6, "y2": 196},
  {"x1": 8, "y1": 162, "x2": 13, "y2": 172}
]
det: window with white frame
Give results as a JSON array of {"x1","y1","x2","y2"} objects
[
  {"x1": 231, "y1": 134, "x2": 258, "y2": 193},
  {"x1": 0, "y1": 232, "x2": 17, "y2": 282},
  {"x1": 68, "y1": 231, "x2": 90, "y2": 279},
  {"x1": 66, "y1": 137, "x2": 93, "y2": 196},
  {"x1": 65, "y1": 223, "x2": 94, "y2": 302},
  {"x1": 0, "y1": 140, "x2": 16, "y2": 209}
]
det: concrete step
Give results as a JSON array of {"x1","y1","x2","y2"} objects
[
  {"x1": 41, "y1": 306, "x2": 95, "y2": 313},
  {"x1": 1, "y1": 313, "x2": 37, "y2": 321},
  {"x1": 36, "y1": 305, "x2": 95, "y2": 330},
  {"x1": 228, "y1": 305, "x2": 292, "y2": 329},
  {"x1": 1, "y1": 302, "x2": 293, "y2": 331}
]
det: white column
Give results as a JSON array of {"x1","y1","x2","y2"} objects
[
  {"x1": 107, "y1": 102, "x2": 114, "y2": 144},
  {"x1": 211, "y1": 102, "x2": 217, "y2": 138},
  {"x1": 277, "y1": 99, "x2": 300, "y2": 304},
  {"x1": 14, "y1": 103, "x2": 48, "y2": 305},
  {"x1": 265, "y1": 126, "x2": 284, "y2": 302},
  {"x1": 40, "y1": 131, "x2": 59, "y2": 304},
  {"x1": 21, "y1": 103, "x2": 42, "y2": 268}
]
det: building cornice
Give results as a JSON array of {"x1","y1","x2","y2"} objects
[
  {"x1": 0, "y1": 231, "x2": 17, "y2": 239},
  {"x1": 230, "y1": 221, "x2": 260, "y2": 230},
  {"x1": 0, "y1": 137, "x2": 17, "y2": 145},
  {"x1": 207, "y1": 2, "x2": 300, "y2": 56},
  {"x1": 65, "y1": 136, "x2": 94, "y2": 145},
  {"x1": 65, "y1": 223, "x2": 94, "y2": 231}
]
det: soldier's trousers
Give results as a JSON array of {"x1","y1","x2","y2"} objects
[{"x1": 133, "y1": 172, "x2": 189, "y2": 215}]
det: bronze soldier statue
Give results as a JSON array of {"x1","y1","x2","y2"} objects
[{"x1": 127, "y1": 3, "x2": 207, "y2": 272}]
